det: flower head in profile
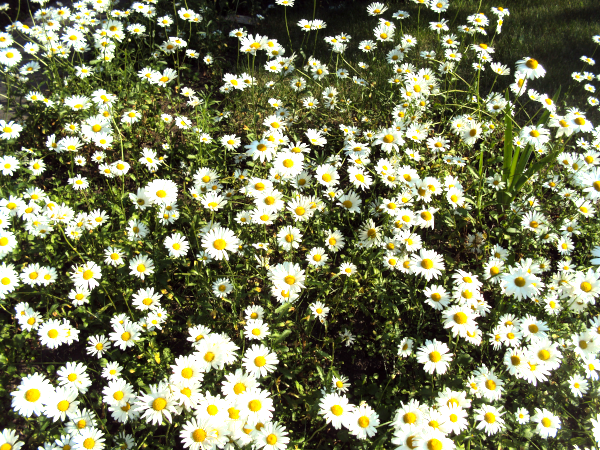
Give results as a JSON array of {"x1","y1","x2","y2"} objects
[{"x1": 516, "y1": 57, "x2": 546, "y2": 79}]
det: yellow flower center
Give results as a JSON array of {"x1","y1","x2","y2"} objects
[
  {"x1": 514, "y1": 277, "x2": 526, "y2": 287},
  {"x1": 541, "y1": 417, "x2": 552, "y2": 427},
  {"x1": 484, "y1": 412, "x2": 496, "y2": 424},
  {"x1": 255, "y1": 356, "x2": 267, "y2": 367},
  {"x1": 427, "y1": 439, "x2": 442, "y2": 450},
  {"x1": 25, "y1": 389, "x2": 41, "y2": 402},
  {"x1": 152, "y1": 397, "x2": 167, "y2": 411},
  {"x1": 192, "y1": 429, "x2": 207, "y2": 442},
  {"x1": 454, "y1": 312, "x2": 468, "y2": 324},
  {"x1": 249, "y1": 399, "x2": 262, "y2": 411}
]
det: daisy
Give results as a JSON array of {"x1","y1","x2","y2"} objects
[
  {"x1": 10, "y1": 372, "x2": 53, "y2": 417},
  {"x1": 220, "y1": 368, "x2": 259, "y2": 399},
  {"x1": 109, "y1": 322, "x2": 140, "y2": 350},
  {"x1": 212, "y1": 278, "x2": 233, "y2": 298},
  {"x1": 87, "y1": 335, "x2": 110, "y2": 358},
  {"x1": 145, "y1": 179, "x2": 178, "y2": 206},
  {"x1": 134, "y1": 381, "x2": 177, "y2": 426},
  {"x1": 221, "y1": 134, "x2": 241, "y2": 150},
  {"x1": 416, "y1": 339, "x2": 452, "y2": 374},
  {"x1": 57, "y1": 361, "x2": 92, "y2": 393},
  {"x1": 568, "y1": 374, "x2": 589, "y2": 397},
  {"x1": 474, "y1": 404, "x2": 505, "y2": 435},
  {"x1": 239, "y1": 387, "x2": 275, "y2": 426},
  {"x1": 501, "y1": 268, "x2": 540, "y2": 300},
  {"x1": 531, "y1": 408, "x2": 561, "y2": 438},
  {"x1": 202, "y1": 226, "x2": 239, "y2": 261},
  {"x1": 44, "y1": 387, "x2": 80, "y2": 422},
  {"x1": 319, "y1": 393, "x2": 355, "y2": 429},
  {"x1": 71, "y1": 427, "x2": 106, "y2": 450},
  {"x1": 104, "y1": 246, "x2": 124, "y2": 266},
  {"x1": 131, "y1": 287, "x2": 162, "y2": 311},
  {"x1": 307, "y1": 247, "x2": 328, "y2": 267},
  {"x1": 38, "y1": 319, "x2": 66, "y2": 349},
  {"x1": 0, "y1": 429, "x2": 23, "y2": 450},
  {"x1": 520, "y1": 315, "x2": 549, "y2": 342},
  {"x1": 121, "y1": 110, "x2": 141, "y2": 124},
  {"x1": 398, "y1": 337, "x2": 414, "y2": 357},
  {"x1": 179, "y1": 417, "x2": 217, "y2": 450},
  {"x1": 310, "y1": 301, "x2": 330, "y2": 323},
  {"x1": 515, "y1": 407, "x2": 530, "y2": 424},
  {"x1": 65, "y1": 408, "x2": 99, "y2": 434},
  {"x1": 516, "y1": 57, "x2": 546, "y2": 79},
  {"x1": 339, "y1": 262, "x2": 357, "y2": 276},
  {"x1": 269, "y1": 261, "x2": 305, "y2": 295},
  {"x1": 255, "y1": 421, "x2": 290, "y2": 450},
  {"x1": 413, "y1": 431, "x2": 454, "y2": 450},
  {"x1": 273, "y1": 152, "x2": 304, "y2": 179},
  {"x1": 442, "y1": 306, "x2": 477, "y2": 338},
  {"x1": 129, "y1": 254, "x2": 154, "y2": 280},
  {"x1": 242, "y1": 344, "x2": 279, "y2": 377},
  {"x1": 347, "y1": 403, "x2": 379, "y2": 439},
  {"x1": 170, "y1": 355, "x2": 205, "y2": 386},
  {"x1": 164, "y1": 233, "x2": 190, "y2": 258},
  {"x1": 583, "y1": 357, "x2": 599, "y2": 380},
  {"x1": 411, "y1": 249, "x2": 445, "y2": 281},
  {"x1": 244, "y1": 319, "x2": 270, "y2": 341}
]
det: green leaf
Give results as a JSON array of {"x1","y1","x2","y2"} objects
[
  {"x1": 466, "y1": 164, "x2": 479, "y2": 180},
  {"x1": 273, "y1": 329, "x2": 291, "y2": 344},
  {"x1": 502, "y1": 89, "x2": 513, "y2": 183},
  {"x1": 275, "y1": 302, "x2": 291, "y2": 316},
  {"x1": 316, "y1": 364, "x2": 325, "y2": 381},
  {"x1": 510, "y1": 144, "x2": 533, "y2": 189}
]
